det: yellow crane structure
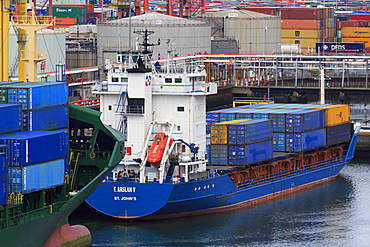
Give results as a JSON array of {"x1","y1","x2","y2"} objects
[
  {"x1": 1, "y1": 1, "x2": 54, "y2": 82},
  {"x1": 0, "y1": 1, "x2": 10, "y2": 81}
]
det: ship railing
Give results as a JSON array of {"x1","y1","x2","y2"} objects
[
  {"x1": 236, "y1": 155, "x2": 345, "y2": 190},
  {"x1": 111, "y1": 170, "x2": 217, "y2": 184},
  {"x1": 153, "y1": 62, "x2": 203, "y2": 74},
  {"x1": 152, "y1": 82, "x2": 217, "y2": 94}
]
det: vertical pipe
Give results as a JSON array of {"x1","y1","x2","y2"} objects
[
  {"x1": 143, "y1": 0, "x2": 149, "y2": 13},
  {"x1": 275, "y1": 57, "x2": 278, "y2": 87},
  {"x1": 295, "y1": 60, "x2": 298, "y2": 87},
  {"x1": 48, "y1": 0, "x2": 53, "y2": 17},
  {"x1": 342, "y1": 60, "x2": 345, "y2": 88},
  {"x1": 320, "y1": 66, "x2": 325, "y2": 104}
]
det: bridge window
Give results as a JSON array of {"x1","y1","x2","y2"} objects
[
  {"x1": 127, "y1": 98, "x2": 145, "y2": 114},
  {"x1": 165, "y1": 78, "x2": 172, "y2": 83},
  {"x1": 121, "y1": 77, "x2": 128, "y2": 82},
  {"x1": 73, "y1": 90, "x2": 80, "y2": 97},
  {"x1": 112, "y1": 77, "x2": 119, "y2": 82},
  {"x1": 175, "y1": 78, "x2": 182, "y2": 83}
]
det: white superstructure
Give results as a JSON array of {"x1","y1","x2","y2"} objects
[{"x1": 93, "y1": 49, "x2": 217, "y2": 183}]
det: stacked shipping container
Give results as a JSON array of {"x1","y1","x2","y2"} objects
[
  {"x1": 207, "y1": 103, "x2": 351, "y2": 166},
  {"x1": 210, "y1": 119, "x2": 274, "y2": 166},
  {"x1": 1, "y1": 82, "x2": 68, "y2": 131},
  {"x1": 280, "y1": 7, "x2": 335, "y2": 53},
  {"x1": 47, "y1": 5, "x2": 92, "y2": 26},
  {"x1": 245, "y1": 7, "x2": 335, "y2": 54},
  {"x1": 0, "y1": 82, "x2": 69, "y2": 205},
  {"x1": 341, "y1": 27, "x2": 370, "y2": 49}
]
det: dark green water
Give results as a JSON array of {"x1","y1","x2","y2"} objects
[{"x1": 70, "y1": 158, "x2": 370, "y2": 247}]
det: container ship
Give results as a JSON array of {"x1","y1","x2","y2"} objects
[
  {"x1": 0, "y1": 4, "x2": 125, "y2": 246},
  {"x1": 84, "y1": 31, "x2": 360, "y2": 220}
]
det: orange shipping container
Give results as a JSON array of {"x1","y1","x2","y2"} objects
[
  {"x1": 342, "y1": 27, "x2": 370, "y2": 38},
  {"x1": 316, "y1": 105, "x2": 350, "y2": 127},
  {"x1": 54, "y1": 17, "x2": 77, "y2": 27},
  {"x1": 282, "y1": 19, "x2": 320, "y2": 30},
  {"x1": 341, "y1": 37, "x2": 370, "y2": 47}
]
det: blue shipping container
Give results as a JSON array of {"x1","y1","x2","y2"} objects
[
  {"x1": 252, "y1": 109, "x2": 270, "y2": 120},
  {"x1": 8, "y1": 159, "x2": 65, "y2": 194},
  {"x1": 0, "y1": 179, "x2": 6, "y2": 205},
  {"x1": 228, "y1": 119, "x2": 273, "y2": 144},
  {"x1": 326, "y1": 123, "x2": 351, "y2": 146},
  {"x1": 0, "y1": 145, "x2": 6, "y2": 153},
  {"x1": 0, "y1": 104, "x2": 22, "y2": 134},
  {"x1": 7, "y1": 82, "x2": 68, "y2": 110},
  {"x1": 286, "y1": 109, "x2": 325, "y2": 132},
  {"x1": 0, "y1": 152, "x2": 6, "y2": 180},
  {"x1": 23, "y1": 105, "x2": 69, "y2": 131},
  {"x1": 0, "y1": 130, "x2": 69, "y2": 167},
  {"x1": 273, "y1": 133, "x2": 286, "y2": 152},
  {"x1": 210, "y1": 144, "x2": 228, "y2": 165},
  {"x1": 228, "y1": 145, "x2": 238, "y2": 165},
  {"x1": 231, "y1": 140, "x2": 273, "y2": 165},
  {"x1": 286, "y1": 128, "x2": 326, "y2": 152}
]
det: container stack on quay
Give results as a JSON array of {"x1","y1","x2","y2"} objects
[
  {"x1": 0, "y1": 82, "x2": 69, "y2": 205},
  {"x1": 46, "y1": 4, "x2": 92, "y2": 27},
  {"x1": 280, "y1": 8, "x2": 336, "y2": 54},
  {"x1": 206, "y1": 104, "x2": 352, "y2": 167},
  {"x1": 341, "y1": 27, "x2": 370, "y2": 51}
]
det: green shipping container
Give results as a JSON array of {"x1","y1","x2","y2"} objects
[{"x1": 49, "y1": 6, "x2": 87, "y2": 24}]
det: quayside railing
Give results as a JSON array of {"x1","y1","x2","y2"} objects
[{"x1": 236, "y1": 155, "x2": 346, "y2": 191}]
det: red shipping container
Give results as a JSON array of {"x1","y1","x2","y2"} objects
[
  {"x1": 338, "y1": 14, "x2": 370, "y2": 21},
  {"x1": 281, "y1": 7, "x2": 325, "y2": 20},
  {"x1": 242, "y1": 7, "x2": 281, "y2": 16},
  {"x1": 337, "y1": 21, "x2": 360, "y2": 29}
]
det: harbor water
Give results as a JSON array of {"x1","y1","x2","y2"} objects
[{"x1": 70, "y1": 158, "x2": 370, "y2": 247}]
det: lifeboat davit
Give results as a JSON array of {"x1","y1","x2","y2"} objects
[{"x1": 147, "y1": 133, "x2": 173, "y2": 167}]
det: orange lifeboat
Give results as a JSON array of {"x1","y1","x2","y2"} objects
[{"x1": 147, "y1": 133, "x2": 173, "y2": 167}]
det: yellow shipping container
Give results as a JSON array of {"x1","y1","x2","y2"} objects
[
  {"x1": 341, "y1": 37, "x2": 370, "y2": 47},
  {"x1": 281, "y1": 38, "x2": 319, "y2": 49},
  {"x1": 282, "y1": 29, "x2": 320, "y2": 39},
  {"x1": 316, "y1": 104, "x2": 350, "y2": 127},
  {"x1": 210, "y1": 119, "x2": 250, "y2": 144},
  {"x1": 342, "y1": 27, "x2": 370, "y2": 38},
  {"x1": 300, "y1": 47, "x2": 316, "y2": 53}
]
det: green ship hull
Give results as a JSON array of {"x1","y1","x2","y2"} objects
[{"x1": 0, "y1": 104, "x2": 125, "y2": 247}]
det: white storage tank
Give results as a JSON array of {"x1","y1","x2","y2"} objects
[
  {"x1": 97, "y1": 12, "x2": 211, "y2": 65},
  {"x1": 196, "y1": 9, "x2": 281, "y2": 55}
]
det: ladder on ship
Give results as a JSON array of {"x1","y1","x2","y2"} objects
[
  {"x1": 165, "y1": 161, "x2": 177, "y2": 183},
  {"x1": 114, "y1": 84, "x2": 127, "y2": 114},
  {"x1": 69, "y1": 152, "x2": 81, "y2": 188}
]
